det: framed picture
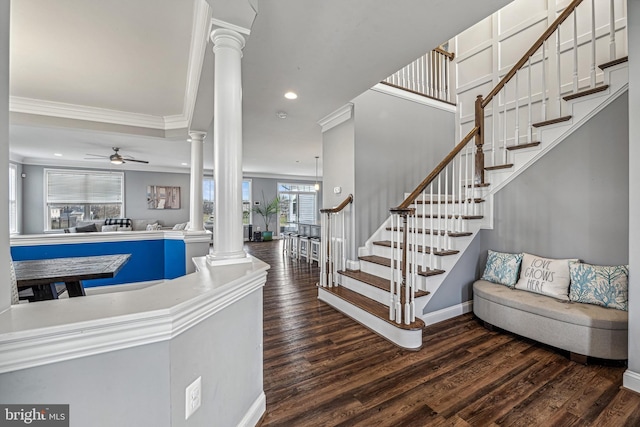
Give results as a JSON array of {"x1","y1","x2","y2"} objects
[{"x1": 147, "y1": 185, "x2": 181, "y2": 209}]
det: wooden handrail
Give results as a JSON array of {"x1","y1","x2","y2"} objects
[
  {"x1": 320, "y1": 194, "x2": 353, "y2": 214},
  {"x1": 482, "y1": 0, "x2": 584, "y2": 108},
  {"x1": 434, "y1": 46, "x2": 455, "y2": 61},
  {"x1": 394, "y1": 126, "x2": 479, "y2": 210}
]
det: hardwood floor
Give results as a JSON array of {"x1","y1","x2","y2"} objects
[{"x1": 246, "y1": 240, "x2": 640, "y2": 427}]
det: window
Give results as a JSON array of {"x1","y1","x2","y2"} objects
[
  {"x1": 45, "y1": 169, "x2": 124, "y2": 230},
  {"x1": 278, "y1": 183, "x2": 317, "y2": 232},
  {"x1": 203, "y1": 178, "x2": 252, "y2": 225},
  {"x1": 9, "y1": 164, "x2": 17, "y2": 234}
]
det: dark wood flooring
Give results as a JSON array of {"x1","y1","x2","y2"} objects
[{"x1": 246, "y1": 240, "x2": 640, "y2": 427}]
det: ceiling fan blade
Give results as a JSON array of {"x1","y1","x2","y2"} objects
[
  {"x1": 124, "y1": 158, "x2": 150, "y2": 164},
  {"x1": 85, "y1": 153, "x2": 109, "y2": 158}
]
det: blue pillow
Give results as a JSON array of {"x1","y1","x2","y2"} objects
[
  {"x1": 569, "y1": 262, "x2": 628, "y2": 311},
  {"x1": 481, "y1": 250, "x2": 523, "y2": 287}
]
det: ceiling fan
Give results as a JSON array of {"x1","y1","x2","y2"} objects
[{"x1": 85, "y1": 147, "x2": 149, "y2": 165}]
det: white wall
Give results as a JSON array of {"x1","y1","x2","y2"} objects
[
  {"x1": 0, "y1": 0, "x2": 10, "y2": 312},
  {"x1": 624, "y1": 0, "x2": 640, "y2": 393}
]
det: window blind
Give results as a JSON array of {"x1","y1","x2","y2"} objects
[{"x1": 46, "y1": 170, "x2": 124, "y2": 204}]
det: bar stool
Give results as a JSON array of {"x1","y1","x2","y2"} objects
[
  {"x1": 309, "y1": 237, "x2": 321, "y2": 265},
  {"x1": 298, "y1": 235, "x2": 310, "y2": 262},
  {"x1": 290, "y1": 234, "x2": 300, "y2": 259},
  {"x1": 282, "y1": 232, "x2": 292, "y2": 256}
]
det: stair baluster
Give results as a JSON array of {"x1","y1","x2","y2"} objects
[{"x1": 319, "y1": 195, "x2": 353, "y2": 289}]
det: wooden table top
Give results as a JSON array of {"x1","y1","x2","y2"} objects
[{"x1": 14, "y1": 254, "x2": 131, "y2": 288}]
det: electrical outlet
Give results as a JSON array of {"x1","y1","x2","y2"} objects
[{"x1": 185, "y1": 376, "x2": 202, "y2": 420}]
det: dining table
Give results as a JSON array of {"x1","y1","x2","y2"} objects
[{"x1": 14, "y1": 254, "x2": 131, "y2": 301}]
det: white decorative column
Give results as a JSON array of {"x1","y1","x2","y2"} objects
[
  {"x1": 208, "y1": 28, "x2": 249, "y2": 264},
  {"x1": 187, "y1": 131, "x2": 206, "y2": 232}
]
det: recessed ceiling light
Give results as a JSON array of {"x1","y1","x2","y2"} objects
[
  {"x1": 276, "y1": 111, "x2": 288, "y2": 119},
  {"x1": 284, "y1": 91, "x2": 298, "y2": 100},
  {"x1": 54, "y1": 153, "x2": 63, "y2": 157},
  {"x1": 181, "y1": 163, "x2": 188, "y2": 166}
]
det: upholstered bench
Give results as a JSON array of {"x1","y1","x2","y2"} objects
[{"x1": 473, "y1": 279, "x2": 628, "y2": 361}]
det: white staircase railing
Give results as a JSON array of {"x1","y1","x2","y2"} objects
[
  {"x1": 319, "y1": 194, "x2": 353, "y2": 288},
  {"x1": 382, "y1": 47, "x2": 455, "y2": 104}
]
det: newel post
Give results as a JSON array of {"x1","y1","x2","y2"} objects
[{"x1": 474, "y1": 94, "x2": 485, "y2": 185}]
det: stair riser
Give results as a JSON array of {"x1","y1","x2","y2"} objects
[
  {"x1": 340, "y1": 275, "x2": 391, "y2": 306},
  {"x1": 318, "y1": 288, "x2": 423, "y2": 350}
]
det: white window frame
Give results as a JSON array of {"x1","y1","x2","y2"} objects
[
  {"x1": 9, "y1": 163, "x2": 17, "y2": 235},
  {"x1": 44, "y1": 169, "x2": 125, "y2": 231},
  {"x1": 202, "y1": 178, "x2": 252, "y2": 224}
]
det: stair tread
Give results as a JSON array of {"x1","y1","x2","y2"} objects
[
  {"x1": 599, "y1": 56, "x2": 628, "y2": 70},
  {"x1": 506, "y1": 141, "x2": 541, "y2": 151},
  {"x1": 339, "y1": 269, "x2": 430, "y2": 298},
  {"x1": 385, "y1": 227, "x2": 473, "y2": 237},
  {"x1": 532, "y1": 116, "x2": 571, "y2": 128},
  {"x1": 485, "y1": 164, "x2": 513, "y2": 171},
  {"x1": 320, "y1": 285, "x2": 425, "y2": 331},
  {"x1": 563, "y1": 85, "x2": 609, "y2": 101},
  {"x1": 415, "y1": 214, "x2": 484, "y2": 220},
  {"x1": 373, "y1": 240, "x2": 459, "y2": 256},
  {"x1": 415, "y1": 198, "x2": 485, "y2": 204},
  {"x1": 359, "y1": 255, "x2": 446, "y2": 277}
]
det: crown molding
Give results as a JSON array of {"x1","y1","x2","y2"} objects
[
  {"x1": 183, "y1": 0, "x2": 213, "y2": 130},
  {"x1": 318, "y1": 103, "x2": 354, "y2": 133},
  {"x1": 9, "y1": 96, "x2": 192, "y2": 130}
]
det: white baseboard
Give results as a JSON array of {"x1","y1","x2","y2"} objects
[
  {"x1": 420, "y1": 300, "x2": 473, "y2": 326},
  {"x1": 623, "y1": 370, "x2": 640, "y2": 394},
  {"x1": 237, "y1": 391, "x2": 266, "y2": 427}
]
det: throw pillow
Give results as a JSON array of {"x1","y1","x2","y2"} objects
[
  {"x1": 102, "y1": 225, "x2": 118, "y2": 232},
  {"x1": 569, "y1": 262, "x2": 628, "y2": 311},
  {"x1": 172, "y1": 222, "x2": 188, "y2": 230},
  {"x1": 146, "y1": 223, "x2": 161, "y2": 231},
  {"x1": 481, "y1": 250, "x2": 523, "y2": 287},
  {"x1": 514, "y1": 253, "x2": 578, "y2": 301},
  {"x1": 76, "y1": 223, "x2": 98, "y2": 233}
]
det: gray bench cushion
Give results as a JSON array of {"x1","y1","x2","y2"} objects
[
  {"x1": 473, "y1": 280, "x2": 628, "y2": 330},
  {"x1": 473, "y1": 280, "x2": 628, "y2": 359}
]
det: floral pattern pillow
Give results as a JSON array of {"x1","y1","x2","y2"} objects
[
  {"x1": 569, "y1": 262, "x2": 628, "y2": 311},
  {"x1": 481, "y1": 250, "x2": 523, "y2": 288}
]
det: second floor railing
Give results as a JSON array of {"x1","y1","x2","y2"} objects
[{"x1": 382, "y1": 46, "x2": 455, "y2": 104}]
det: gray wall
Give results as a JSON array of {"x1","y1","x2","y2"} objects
[
  {"x1": 21, "y1": 165, "x2": 191, "y2": 234},
  {"x1": 425, "y1": 90, "x2": 629, "y2": 315},
  {"x1": 480, "y1": 92, "x2": 629, "y2": 266},
  {"x1": 322, "y1": 117, "x2": 356, "y2": 258},
  {"x1": 353, "y1": 90, "x2": 455, "y2": 249},
  {"x1": 626, "y1": 0, "x2": 640, "y2": 383}
]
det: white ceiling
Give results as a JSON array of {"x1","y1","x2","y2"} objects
[{"x1": 8, "y1": 0, "x2": 512, "y2": 178}]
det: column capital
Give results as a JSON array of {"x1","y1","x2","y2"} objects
[
  {"x1": 210, "y1": 28, "x2": 245, "y2": 53},
  {"x1": 188, "y1": 131, "x2": 207, "y2": 141}
]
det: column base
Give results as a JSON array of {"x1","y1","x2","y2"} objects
[{"x1": 207, "y1": 251, "x2": 252, "y2": 266}]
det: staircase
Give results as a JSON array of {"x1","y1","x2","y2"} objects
[{"x1": 318, "y1": 0, "x2": 628, "y2": 350}]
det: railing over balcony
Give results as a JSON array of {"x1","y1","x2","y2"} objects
[
  {"x1": 382, "y1": 46, "x2": 455, "y2": 104},
  {"x1": 388, "y1": 0, "x2": 626, "y2": 325},
  {"x1": 319, "y1": 194, "x2": 353, "y2": 288}
]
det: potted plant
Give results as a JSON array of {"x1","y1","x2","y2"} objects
[{"x1": 251, "y1": 192, "x2": 279, "y2": 241}]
